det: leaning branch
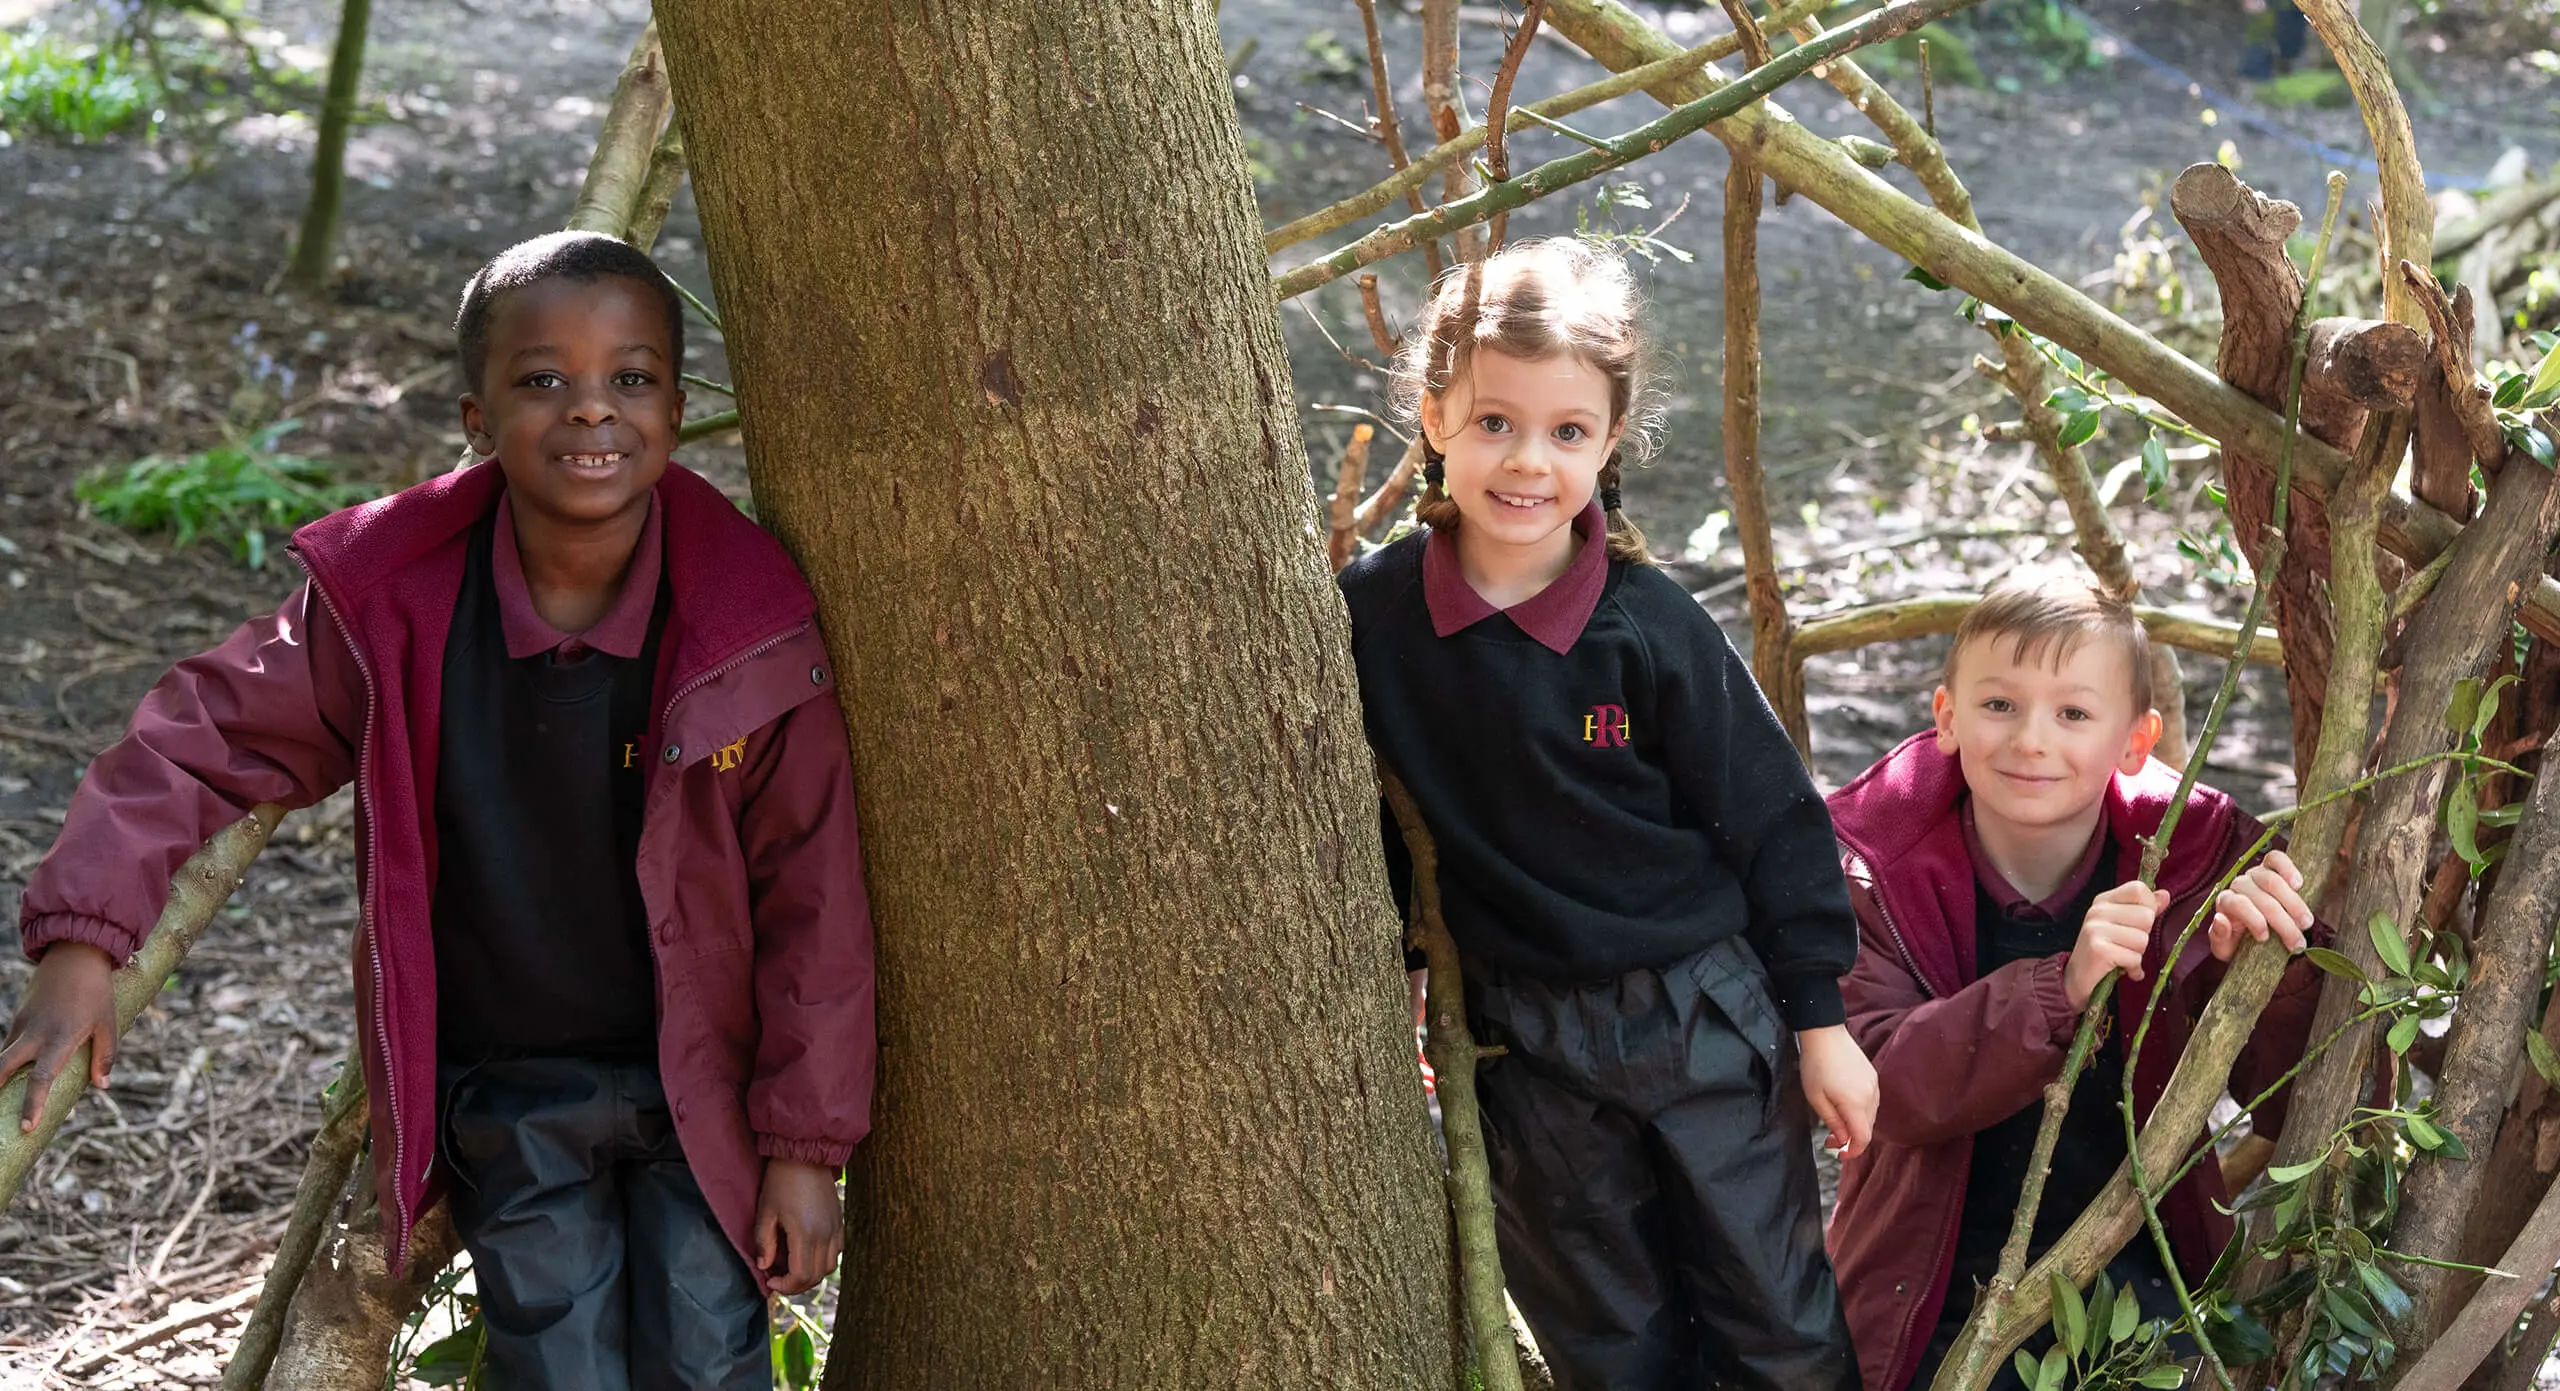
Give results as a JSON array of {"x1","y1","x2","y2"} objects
[
  {"x1": 1380, "y1": 770, "x2": 1521, "y2": 1391},
  {"x1": 564, "y1": 22, "x2": 672, "y2": 239},
  {"x1": 1273, "y1": 0, "x2": 1986, "y2": 300},
  {"x1": 0, "y1": 805, "x2": 285, "y2": 1214}
]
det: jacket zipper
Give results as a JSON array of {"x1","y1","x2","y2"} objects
[
  {"x1": 291, "y1": 556, "x2": 413, "y2": 1271},
  {"x1": 659, "y1": 621, "x2": 808, "y2": 735},
  {"x1": 1844, "y1": 844, "x2": 1961, "y2": 1390}
]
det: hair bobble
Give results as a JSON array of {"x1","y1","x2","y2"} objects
[{"x1": 1600, "y1": 487, "x2": 1623, "y2": 512}]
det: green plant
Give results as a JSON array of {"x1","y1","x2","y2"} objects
[
  {"x1": 75, "y1": 421, "x2": 381, "y2": 568},
  {"x1": 1298, "y1": 28, "x2": 1363, "y2": 84},
  {"x1": 1572, "y1": 180, "x2": 1695, "y2": 266},
  {"x1": 2016, "y1": 1268, "x2": 2185, "y2": 1391},
  {"x1": 0, "y1": 30, "x2": 160, "y2": 140}
]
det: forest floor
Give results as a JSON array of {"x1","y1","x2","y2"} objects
[{"x1": 0, "y1": 0, "x2": 2555, "y2": 1383}]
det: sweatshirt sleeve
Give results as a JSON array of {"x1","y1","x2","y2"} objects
[
  {"x1": 1650, "y1": 589, "x2": 1857, "y2": 1028},
  {"x1": 21, "y1": 583, "x2": 361, "y2": 963}
]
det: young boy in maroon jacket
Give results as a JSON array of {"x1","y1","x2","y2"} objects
[
  {"x1": 1, "y1": 231, "x2": 873, "y2": 1389},
  {"x1": 1824, "y1": 580, "x2": 2322, "y2": 1391}
]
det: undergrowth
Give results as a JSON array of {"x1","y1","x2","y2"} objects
[
  {"x1": 0, "y1": 30, "x2": 160, "y2": 140},
  {"x1": 75, "y1": 422, "x2": 381, "y2": 569}
]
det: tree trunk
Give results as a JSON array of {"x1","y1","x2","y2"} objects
[
  {"x1": 283, "y1": 0, "x2": 371, "y2": 294},
  {"x1": 654, "y1": 5, "x2": 1459, "y2": 1387}
]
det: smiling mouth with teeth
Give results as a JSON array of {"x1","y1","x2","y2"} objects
[
  {"x1": 558, "y1": 453, "x2": 626, "y2": 467},
  {"x1": 1491, "y1": 493, "x2": 1549, "y2": 509}
]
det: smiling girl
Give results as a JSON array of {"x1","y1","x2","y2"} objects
[{"x1": 1336, "y1": 240, "x2": 1873, "y2": 1390}]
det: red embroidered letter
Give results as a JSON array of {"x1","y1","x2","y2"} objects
[{"x1": 1584, "y1": 705, "x2": 1630, "y2": 748}]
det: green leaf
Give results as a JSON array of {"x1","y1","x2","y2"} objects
[
  {"x1": 2478, "y1": 673, "x2": 2517, "y2": 740},
  {"x1": 2139, "y1": 1369, "x2": 2188, "y2": 1389},
  {"x1": 2302, "y1": 947, "x2": 2367, "y2": 983},
  {"x1": 2497, "y1": 371, "x2": 2532, "y2": 408},
  {"x1": 2521, "y1": 336, "x2": 2560, "y2": 409},
  {"x1": 2038, "y1": 1345, "x2": 2069, "y2": 1391},
  {"x1": 781, "y1": 1323, "x2": 816, "y2": 1387},
  {"x1": 2389, "y1": 1013, "x2": 2422, "y2": 1056},
  {"x1": 2325, "y1": 1284, "x2": 2384, "y2": 1338},
  {"x1": 2015, "y1": 1349, "x2": 2043, "y2": 1388},
  {"x1": 2525, "y1": 1031, "x2": 2560, "y2": 1090},
  {"x1": 2204, "y1": 1302, "x2": 2278, "y2": 1364},
  {"x1": 2266, "y1": 1158, "x2": 2325, "y2": 1184},
  {"x1": 2052, "y1": 1270, "x2": 2087, "y2": 1356},
  {"x1": 2447, "y1": 677, "x2": 2483, "y2": 740},
  {"x1": 2060, "y1": 408, "x2": 2103, "y2": 448},
  {"x1": 2407, "y1": 1112, "x2": 2446, "y2": 1148},
  {"x1": 2370, "y1": 913, "x2": 2413, "y2": 978},
  {"x1": 2358, "y1": 1262, "x2": 2413, "y2": 1321},
  {"x1": 2140, "y1": 433, "x2": 2171, "y2": 499},
  {"x1": 412, "y1": 1324, "x2": 485, "y2": 1386},
  {"x1": 2045, "y1": 386, "x2": 2093, "y2": 413},
  {"x1": 1904, "y1": 264, "x2": 1951, "y2": 291},
  {"x1": 2111, "y1": 1280, "x2": 2139, "y2": 1343},
  {"x1": 2509, "y1": 421, "x2": 2557, "y2": 469}
]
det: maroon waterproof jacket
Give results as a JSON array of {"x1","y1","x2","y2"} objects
[
  {"x1": 19, "y1": 461, "x2": 877, "y2": 1283},
  {"x1": 1824, "y1": 732, "x2": 2321, "y2": 1391}
]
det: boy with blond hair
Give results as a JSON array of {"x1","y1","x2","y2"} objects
[{"x1": 1824, "y1": 578, "x2": 2324, "y2": 1391}]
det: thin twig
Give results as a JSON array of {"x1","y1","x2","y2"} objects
[
  {"x1": 1357, "y1": 274, "x2": 1400, "y2": 358},
  {"x1": 1329, "y1": 425, "x2": 1377, "y2": 572},
  {"x1": 1352, "y1": 0, "x2": 1442, "y2": 277}
]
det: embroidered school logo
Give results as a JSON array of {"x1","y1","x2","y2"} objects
[
  {"x1": 711, "y1": 735, "x2": 748, "y2": 771},
  {"x1": 621, "y1": 742, "x2": 637, "y2": 769},
  {"x1": 1582, "y1": 704, "x2": 1631, "y2": 748}
]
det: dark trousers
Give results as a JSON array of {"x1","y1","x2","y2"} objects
[
  {"x1": 1466, "y1": 936, "x2": 1857, "y2": 1391},
  {"x1": 439, "y1": 1056, "x2": 770, "y2": 1391}
]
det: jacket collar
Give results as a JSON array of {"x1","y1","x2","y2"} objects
[
  {"x1": 1829, "y1": 731, "x2": 2239, "y2": 993},
  {"x1": 291, "y1": 460, "x2": 816, "y2": 685}
]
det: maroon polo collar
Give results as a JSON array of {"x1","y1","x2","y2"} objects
[
  {"x1": 492, "y1": 491, "x2": 664, "y2": 661},
  {"x1": 1421, "y1": 501, "x2": 1609, "y2": 656},
  {"x1": 1961, "y1": 796, "x2": 2112, "y2": 919}
]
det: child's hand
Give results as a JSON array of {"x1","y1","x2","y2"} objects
[
  {"x1": 1796, "y1": 1025, "x2": 1878, "y2": 1159},
  {"x1": 0, "y1": 942, "x2": 118, "y2": 1133},
  {"x1": 752, "y1": 1157, "x2": 845, "y2": 1295},
  {"x1": 2210, "y1": 850, "x2": 2314, "y2": 961},
  {"x1": 2067, "y1": 882, "x2": 2165, "y2": 1009}
]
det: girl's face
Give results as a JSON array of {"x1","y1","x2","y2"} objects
[{"x1": 1422, "y1": 347, "x2": 1624, "y2": 569}]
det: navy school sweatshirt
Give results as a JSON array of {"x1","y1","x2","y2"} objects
[{"x1": 1339, "y1": 517, "x2": 1856, "y2": 1029}]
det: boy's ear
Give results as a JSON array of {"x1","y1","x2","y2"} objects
[
  {"x1": 2118, "y1": 707, "x2": 2164, "y2": 774},
  {"x1": 459, "y1": 394, "x2": 495, "y2": 460},
  {"x1": 1931, "y1": 685, "x2": 1959, "y2": 753}
]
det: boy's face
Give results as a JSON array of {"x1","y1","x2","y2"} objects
[
  {"x1": 460, "y1": 276, "x2": 683, "y2": 532},
  {"x1": 1932, "y1": 633, "x2": 2161, "y2": 839}
]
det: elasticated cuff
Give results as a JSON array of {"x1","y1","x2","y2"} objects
[
  {"x1": 2036, "y1": 953, "x2": 2085, "y2": 1042},
  {"x1": 1772, "y1": 969, "x2": 1846, "y2": 1032},
  {"x1": 22, "y1": 912, "x2": 137, "y2": 967},
  {"x1": 757, "y1": 1133, "x2": 856, "y2": 1169}
]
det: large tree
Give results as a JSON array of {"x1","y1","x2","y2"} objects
[{"x1": 652, "y1": 3, "x2": 1460, "y2": 1385}]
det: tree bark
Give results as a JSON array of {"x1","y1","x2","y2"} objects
[
  {"x1": 263, "y1": 1176, "x2": 461, "y2": 1391},
  {"x1": 283, "y1": 0, "x2": 371, "y2": 293},
  {"x1": 2396, "y1": 723, "x2": 2560, "y2": 1340},
  {"x1": 654, "y1": 4, "x2": 1458, "y2": 1385}
]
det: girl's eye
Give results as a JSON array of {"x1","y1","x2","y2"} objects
[
  {"x1": 1556, "y1": 423, "x2": 1587, "y2": 443},
  {"x1": 1478, "y1": 415, "x2": 1510, "y2": 435}
]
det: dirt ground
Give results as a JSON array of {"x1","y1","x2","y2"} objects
[{"x1": 0, "y1": 0, "x2": 2554, "y2": 1382}]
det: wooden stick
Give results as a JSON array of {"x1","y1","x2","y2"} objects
[
  {"x1": 0, "y1": 805, "x2": 285, "y2": 1215},
  {"x1": 218, "y1": 1050, "x2": 369, "y2": 1391},
  {"x1": 2395, "y1": 1174, "x2": 2560, "y2": 1391},
  {"x1": 1328, "y1": 425, "x2": 1377, "y2": 572},
  {"x1": 1355, "y1": 436, "x2": 1425, "y2": 538},
  {"x1": 1380, "y1": 770, "x2": 1522, "y2": 1391},
  {"x1": 1788, "y1": 594, "x2": 2284, "y2": 666},
  {"x1": 1421, "y1": 0, "x2": 1483, "y2": 264},
  {"x1": 1483, "y1": 0, "x2": 1553, "y2": 253},
  {"x1": 63, "y1": 1282, "x2": 265, "y2": 1375},
  {"x1": 1353, "y1": 0, "x2": 1442, "y2": 278},
  {"x1": 2294, "y1": 0, "x2": 2431, "y2": 331}
]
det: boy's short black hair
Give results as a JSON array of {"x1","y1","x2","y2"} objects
[{"x1": 453, "y1": 231, "x2": 686, "y2": 392}]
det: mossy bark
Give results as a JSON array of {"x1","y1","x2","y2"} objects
[
  {"x1": 654, "y1": 4, "x2": 1459, "y2": 1386},
  {"x1": 282, "y1": 0, "x2": 371, "y2": 293}
]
